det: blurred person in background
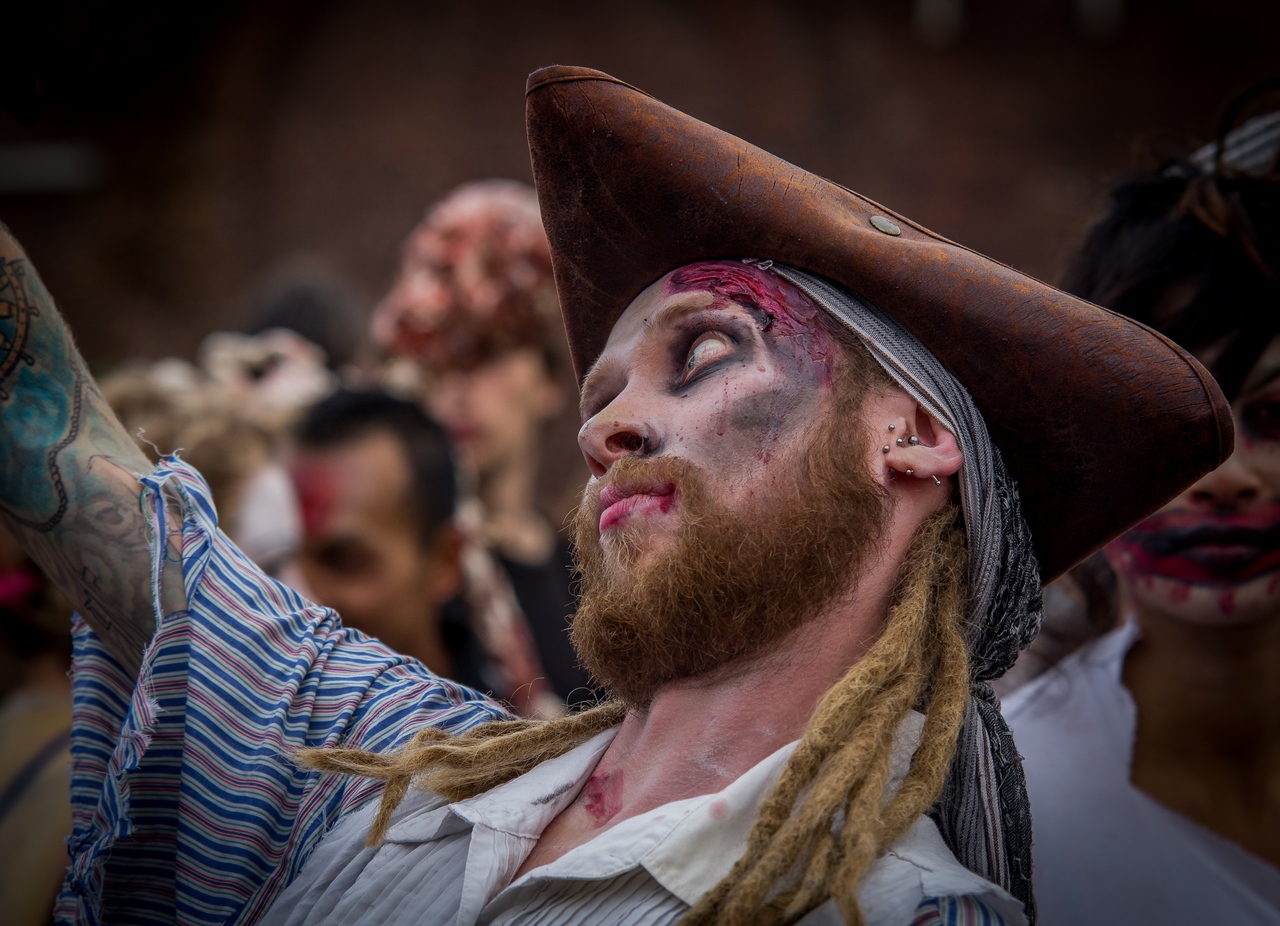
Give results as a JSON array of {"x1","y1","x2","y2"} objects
[
  {"x1": 287, "y1": 389, "x2": 492, "y2": 693},
  {"x1": 1004, "y1": 93, "x2": 1280, "y2": 924},
  {"x1": 374, "y1": 179, "x2": 593, "y2": 705},
  {"x1": 101, "y1": 356, "x2": 308, "y2": 577},
  {"x1": 0, "y1": 522, "x2": 72, "y2": 926}
]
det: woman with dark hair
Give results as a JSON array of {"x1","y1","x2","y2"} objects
[{"x1": 1004, "y1": 92, "x2": 1280, "y2": 925}]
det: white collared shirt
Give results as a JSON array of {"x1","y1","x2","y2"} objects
[
  {"x1": 1004, "y1": 623, "x2": 1280, "y2": 925},
  {"x1": 259, "y1": 715, "x2": 1023, "y2": 926}
]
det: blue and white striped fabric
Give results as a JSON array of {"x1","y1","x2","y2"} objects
[{"x1": 56, "y1": 457, "x2": 509, "y2": 926}]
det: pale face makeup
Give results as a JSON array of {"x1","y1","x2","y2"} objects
[
  {"x1": 1107, "y1": 334, "x2": 1280, "y2": 627},
  {"x1": 576, "y1": 262, "x2": 842, "y2": 567}
]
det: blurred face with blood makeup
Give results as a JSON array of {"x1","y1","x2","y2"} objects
[
  {"x1": 373, "y1": 181, "x2": 572, "y2": 564},
  {"x1": 1107, "y1": 336, "x2": 1280, "y2": 627},
  {"x1": 287, "y1": 391, "x2": 465, "y2": 677}
]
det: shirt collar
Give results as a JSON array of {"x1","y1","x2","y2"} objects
[
  {"x1": 383, "y1": 709, "x2": 926, "y2": 910},
  {"x1": 449, "y1": 726, "x2": 619, "y2": 838},
  {"x1": 380, "y1": 727, "x2": 618, "y2": 844}
]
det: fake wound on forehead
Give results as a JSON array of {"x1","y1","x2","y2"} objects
[{"x1": 665, "y1": 259, "x2": 821, "y2": 334}]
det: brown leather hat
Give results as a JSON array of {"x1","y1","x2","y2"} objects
[{"x1": 525, "y1": 65, "x2": 1233, "y2": 581}]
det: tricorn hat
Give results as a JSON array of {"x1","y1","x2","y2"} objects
[{"x1": 525, "y1": 65, "x2": 1233, "y2": 581}]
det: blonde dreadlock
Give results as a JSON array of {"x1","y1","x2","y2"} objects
[
  {"x1": 682, "y1": 506, "x2": 969, "y2": 925},
  {"x1": 298, "y1": 699, "x2": 626, "y2": 846}
]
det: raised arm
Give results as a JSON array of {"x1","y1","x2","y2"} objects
[{"x1": 0, "y1": 223, "x2": 183, "y2": 679}]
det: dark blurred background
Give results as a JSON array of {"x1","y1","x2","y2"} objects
[{"x1": 1, "y1": 0, "x2": 1277, "y2": 368}]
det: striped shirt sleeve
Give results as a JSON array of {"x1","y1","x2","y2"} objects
[{"x1": 56, "y1": 457, "x2": 511, "y2": 926}]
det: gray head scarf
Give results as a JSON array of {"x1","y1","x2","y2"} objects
[{"x1": 764, "y1": 263, "x2": 1044, "y2": 921}]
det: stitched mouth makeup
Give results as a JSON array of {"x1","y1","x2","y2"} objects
[{"x1": 1112, "y1": 505, "x2": 1280, "y2": 586}]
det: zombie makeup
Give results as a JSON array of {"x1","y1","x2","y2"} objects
[
  {"x1": 288, "y1": 458, "x2": 344, "y2": 539},
  {"x1": 572, "y1": 263, "x2": 889, "y2": 704},
  {"x1": 1108, "y1": 505, "x2": 1280, "y2": 587},
  {"x1": 666, "y1": 261, "x2": 835, "y2": 387},
  {"x1": 1108, "y1": 338, "x2": 1280, "y2": 619},
  {"x1": 578, "y1": 261, "x2": 842, "y2": 496}
]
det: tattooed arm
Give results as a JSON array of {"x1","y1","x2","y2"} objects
[{"x1": 0, "y1": 225, "x2": 183, "y2": 681}]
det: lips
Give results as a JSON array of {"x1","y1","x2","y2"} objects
[
  {"x1": 598, "y1": 481, "x2": 676, "y2": 532},
  {"x1": 1116, "y1": 508, "x2": 1280, "y2": 586}
]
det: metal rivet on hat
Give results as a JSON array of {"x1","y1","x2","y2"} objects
[{"x1": 870, "y1": 215, "x2": 902, "y2": 236}]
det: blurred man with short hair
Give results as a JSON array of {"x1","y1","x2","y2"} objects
[{"x1": 288, "y1": 389, "x2": 490, "y2": 691}]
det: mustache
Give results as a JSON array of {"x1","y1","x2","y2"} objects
[
  {"x1": 1130, "y1": 521, "x2": 1280, "y2": 556},
  {"x1": 578, "y1": 456, "x2": 700, "y2": 524}
]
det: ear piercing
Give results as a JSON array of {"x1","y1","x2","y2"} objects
[
  {"x1": 896, "y1": 437, "x2": 905, "y2": 447},
  {"x1": 908, "y1": 435, "x2": 919, "y2": 445},
  {"x1": 882, "y1": 445, "x2": 890, "y2": 453},
  {"x1": 905, "y1": 469, "x2": 914, "y2": 476},
  {"x1": 932, "y1": 475, "x2": 942, "y2": 486},
  {"x1": 887, "y1": 424, "x2": 896, "y2": 431}
]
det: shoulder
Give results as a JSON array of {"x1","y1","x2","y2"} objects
[{"x1": 839, "y1": 817, "x2": 1027, "y2": 926}]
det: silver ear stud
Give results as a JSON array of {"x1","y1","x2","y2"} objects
[
  {"x1": 906, "y1": 469, "x2": 915, "y2": 476},
  {"x1": 888, "y1": 424, "x2": 896, "y2": 432},
  {"x1": 882, "y1": 445, "x2": 890, "y2": 453},
  {"x1": 896, "y1": 437, "x2": 905, "y2": 447},
  {"x1": 908, "y1": 435, "x2": 919, "y2": 445},
  {"x1": 932, "y1": 475, "x2": 942, "y2": 486}
]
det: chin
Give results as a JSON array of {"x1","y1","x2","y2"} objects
[
  {"x1": 1126, "y1": 572, "x2": 1280, "y2": 628},
  {"x1": 597, "y1": 528, "x2": 676, "y2": 576}
]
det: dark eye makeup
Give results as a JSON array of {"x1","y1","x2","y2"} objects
[{"x1": 1242, "y1": 396, "x2": 1280, "y2": 440}]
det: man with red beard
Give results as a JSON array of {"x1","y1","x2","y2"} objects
[
  {"x1": 1004, "y1": 99, "x2": 1280, "y2": 924},
  {"x1": 0, "y1": 69, "x2": 1231, "y2": 926}
]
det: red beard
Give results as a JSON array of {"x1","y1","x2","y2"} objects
[{"x1": 571, "y1": 422, "x2": 887, "y2": 707}]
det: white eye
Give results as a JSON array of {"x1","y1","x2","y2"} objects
[{"x1": 685, "y1": 334, "x2": 731, "y2": 375}]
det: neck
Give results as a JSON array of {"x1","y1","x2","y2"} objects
[
  {"x1": 479, "y1": 448, "x2": 553, "y2": 564},
  {"x1": 1125, "y1": 607, "x2": 1280, "y2": 753},
  {"x1": 591, "y1": 582, "x2": 891, "y2": 823}
]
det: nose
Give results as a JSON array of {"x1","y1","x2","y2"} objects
[
  {"x1": 1187, "y1": 449, "x2": 1264, "y2": 511},
  {"x1": 578, "y1": 399, "x2": 658, "y2": 477}
]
